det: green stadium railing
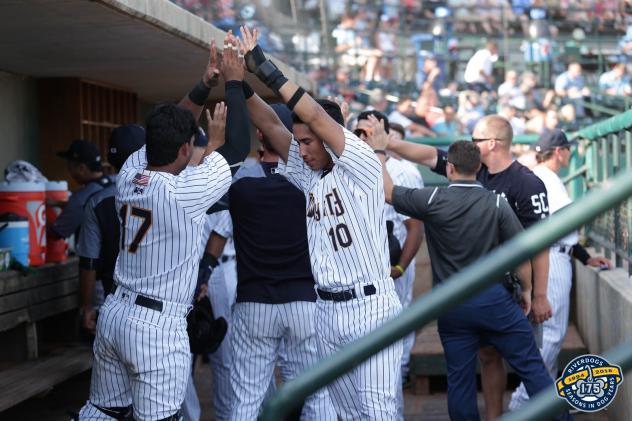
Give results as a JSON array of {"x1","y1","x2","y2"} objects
[
  {"x1": 575, "y1": 110, "x2": 632, "y2": 273},
  {"x1": 258, "y1": 111, "x2": 632, "y2": 420}
]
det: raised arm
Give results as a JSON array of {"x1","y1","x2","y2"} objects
[
  {"x1": 240, "y1": 26, "x2": 346, "y2": 156},
  {"x1": 213, "y1": 32, "x2": 251, "y2": 174},
  {"x1": 244, "y1": 87, "x2": 292, "y2": 161},
  {"x1": 179, "y1": 39, "x2": 221, "y2": 121},
  {"x1": 387, "y1": 138, "x2": 439, "y2": 169}
]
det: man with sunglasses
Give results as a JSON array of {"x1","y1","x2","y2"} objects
[
  {"x1": 386, "y1": 114, "x2": 552, "y2": 419},
  {"x1": 509, "y1": 129, "x2": 612, "y2": 410}
]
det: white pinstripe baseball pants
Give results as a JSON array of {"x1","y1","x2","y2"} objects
[
  {"x1": 509, "y1": 248, "x2": 572, "y2": 410},
  {"x1": 229, "y1": 301, "x2": 336, "y2": 420},
  {"x1": 316, "y1": 285, "x2": 403, "y2": 420},
  {"x1": 207, "y1": 259, "x2": 237, "y2": 420},
  {"x1": 78, "y1": 289, "x2": 191, "y2": 421}
]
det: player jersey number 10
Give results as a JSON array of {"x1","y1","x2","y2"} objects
[{"x1": 119, "y1": 205, "x2": 152, "y2": 253}]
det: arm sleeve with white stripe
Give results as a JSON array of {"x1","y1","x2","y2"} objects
[
  {"x1": 174, "y1": 152, "x2": 232, "y2": 218},
  {"x1": 336, "y1": 128, "x2": 382, "y2": 193}
]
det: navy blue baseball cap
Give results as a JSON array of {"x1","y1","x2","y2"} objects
[
  {"x1": 533, "y1": 129, "x2": 577, "y2": 152},
  {"x1": 193, "y1": 127, "x2": 208, "y2": 147},
  {"x1": 271, "y1": 103, "x2": 293, "y2": 132},
  {"x1": 108, "y1": 124, "x2": 145, "y2": 169},
  {"x1": 57, "y1": 139, "x2": 102, "y2": 171}
]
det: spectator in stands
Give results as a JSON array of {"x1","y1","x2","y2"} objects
[
  {"x1": 499, "y1": 70, "x2": 521, "y2": 100},
  {"x1": 499, "y1": 104, "x2": 526, "y2": 135},
  {"x1": 619, "y1": 23, "x2": 632, "y2": 55},
  {"x1": 520, "y1": 71, "x2": 554, "y2": 111},
  {"x1": 375, "y1": 16, "x2": 398, "y2": 81},
  {"x1": 554, "y1": 62, "x2": 590, "y2": 117},
  {"x1": 457, "y1": 90, "x2": 485, "y2": 133},
  {"x1": 433, "y1": 106, "x2": 462, "y2": 136},
  {"x1": 526, "y1": 107, "x2": 561, "y2": 134},
  {"x1": 417, "y1": 56, "x2": 443, "y2": 93},
  {"x1": 388, "y1": 97, "x2": 436, "y2": 137},
  {"x1": 599, "y1": 62, "x2": 632, "y2": 96},
  {"x1": 463, "y1": 41, "x2": 498, "y2": 93}
]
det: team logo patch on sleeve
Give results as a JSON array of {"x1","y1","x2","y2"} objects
[
  {"x1": 556, "y1": 354, "x2": 623, "y2": 412},
  {"x1": 133, "y1": 172, "x2": 150, "y2": 186}
]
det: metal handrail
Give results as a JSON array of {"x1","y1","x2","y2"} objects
[{"x1": 259, "y1": 168, "x2": 632, "y2": 421}]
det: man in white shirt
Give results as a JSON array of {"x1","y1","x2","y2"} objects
[
  {"x1": 509, "y1": 129, "x2": 612, "y2": 410},
  {"x1": 463, "y1": 41, "x2": 497, "y2": 93}
]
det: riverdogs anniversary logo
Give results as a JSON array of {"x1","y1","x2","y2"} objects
[{"x1": 556, "y1": 354, "x2": 623, "y2": 412}]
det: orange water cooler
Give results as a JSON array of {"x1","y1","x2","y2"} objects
[
  {"x1": 45, "y1": 181, "x2": 69, "y2": 263},
  {"x1": 0, "y1": 182, "x2": 46, "y2": 266}
]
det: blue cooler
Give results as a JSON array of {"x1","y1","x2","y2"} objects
[{"x1": 0, "y1": 213, "x2": 29, "y2": 266}]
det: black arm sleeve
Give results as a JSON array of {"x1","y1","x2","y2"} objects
[
  {"x1": 432, "y1": 148, "x2": 448, "y2": 177},
  {"x1": 216, "y1": 80, "x2": 251, "y2": 174},
  {"x1": 572, "y1": 243, "x2": 591, "y2": 265}
]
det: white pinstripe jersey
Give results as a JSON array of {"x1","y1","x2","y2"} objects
[
  {"x1": 114, "y1": 146, "x2": 231, "y2": 304},
  {"x1": 384, "y1": 157, "x2": 424, "y2": 245},
  {"x1": 278, "y1": 128, "x2": 390, "y2": 290}
]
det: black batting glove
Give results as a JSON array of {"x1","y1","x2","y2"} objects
[{"x1": 244, "y1": 45, "x2": 267, "y2": 73}]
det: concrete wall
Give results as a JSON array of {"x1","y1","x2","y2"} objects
[
  {"x1": 575, "y1": 258, "x2": 632, "y2": 420},
  {"x1": 0, "y1": 71, "x2": 39, "y2": 174}
]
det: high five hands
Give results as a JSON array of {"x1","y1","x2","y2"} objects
[{"x1": 220, "y1": 30, "x2": 245, "y2": 82}]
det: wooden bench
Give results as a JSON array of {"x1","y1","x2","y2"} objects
[
  {"x1": 408, "y1": 322, "x2": 587, "y2": 394},
  {"x1": 0, "y1": 258, "x2": 92, "y2": 411}
]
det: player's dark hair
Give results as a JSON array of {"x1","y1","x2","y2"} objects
[
  {"x1": 292, "y1": 99, "x2": 345, "y2": 126},
  {"x1": 390, "y1": 122, "x2": 405, "y2": 139},
  {"x1": 357, "y1": 110, "x2": 390, "y2": 133},
  {"x1": 447, "y1": 140, "x2": 480, "y2": 176},
  {"x1": 145, "y1": 104, "x2": 196, "y2": 166}
]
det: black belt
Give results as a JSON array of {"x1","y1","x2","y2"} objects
[
  {"x1": 220, "y1": 255, "x2": 235, "y2": 263},
  {"x1": 317, "y1": 284, "x2": 377, "y2": 302},
  {"x1": 111, "y1": 284, "x2": 164, "y2": 312}
]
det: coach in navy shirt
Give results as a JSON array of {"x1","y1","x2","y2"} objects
[{"x1": 227, "y1": 104, "x2": 336, "y2": 420}]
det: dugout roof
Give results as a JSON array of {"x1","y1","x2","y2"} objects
[{"x1": 0, "y1": 0, "x2": 313, "y2": 102}]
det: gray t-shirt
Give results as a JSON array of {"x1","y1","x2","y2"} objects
[
  {"x1": 392, "y1": 181, "x2": 524, "y2": 285},
  {"x1": 51, "y1": 176, "x2": 115, "y2": 239}
]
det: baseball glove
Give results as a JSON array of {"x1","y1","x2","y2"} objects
[{"x1": 187, "y1": 296, "x2": 228, "y2": 354}]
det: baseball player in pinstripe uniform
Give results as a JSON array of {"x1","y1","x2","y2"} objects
[
  {"x1": 509, "y1": 129, "x2": 612, "y2": 410},
  {"x1": 227, "y1": 104, "x2": 335, "y2": 420},
  {"x1": 78, "y1": 34, "x2": 250, "y2": 420},
  {"x1": 239, "y1": 26, "x2": 402, "y2": 419},
  {"x1": 354, "y1": 111, "x2": 424, "y2": 419},
  {"x1": 198, "y1": 210, "x2": 239, "y2": 420}
]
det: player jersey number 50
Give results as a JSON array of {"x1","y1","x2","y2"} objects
[
  {"x1": 119, "y1": 205, "x2": 152, "y2": 253},
  {"x1": 531, "y1": 193, "x2": 549, "y2": 216}
]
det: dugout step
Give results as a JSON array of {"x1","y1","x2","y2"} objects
[
  {"x1": 0, "y1": 344, "x2": 92, "y2": 412},
  {"x1": 408, "y1": 322, "x2": 587, "y2": 395}
]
